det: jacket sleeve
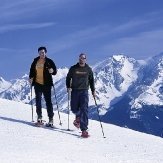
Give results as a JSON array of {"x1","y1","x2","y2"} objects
[
  {"x1": 29, "y1": 60, "x2": 36, "y2": 79},
  {"x1": 66, "y1": 67, "x2": 73, "y2": 88},
  {"x1": 89, "y1": 68, "x2": 95, "y2": 92},
  {"x1": 50, "y1": 60, "x2": 57, "y2": 75}
]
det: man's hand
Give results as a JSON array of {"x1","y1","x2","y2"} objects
[
  {"x1": 29, "y1": 78, "x2": 33, "y2": 85},
  {"x1": 67, "y1": 88, "x2": 72, "y2": 93},
  {"x1": 48, "y1": 68, "x2": 54, "y2": 74}
]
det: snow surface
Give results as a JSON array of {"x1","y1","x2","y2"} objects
[{"x1": 0, "y1": 98, "x2": 163, "y2": 163}]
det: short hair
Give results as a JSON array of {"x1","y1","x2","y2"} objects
[
  {"x1": 38, "y1": 46, "x2": 47, "y2": 53},
  {"x1": 79, "y1": 53, "x2": 86, "y2": 58}
]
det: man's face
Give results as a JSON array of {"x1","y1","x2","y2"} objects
[
  {"x1": 39, "y1": 49, "x2": 46, "y2": 59},
  {"x1": 79, "y1": 55, "x2": 86, "y2": 65}
]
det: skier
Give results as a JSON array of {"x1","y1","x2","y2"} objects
[
  {"x1": 29, "y1": 46, "x2": 57, "y2": 127},
  {"x1": 66, "y1": 53, "x2": 95, "y2": 138}
]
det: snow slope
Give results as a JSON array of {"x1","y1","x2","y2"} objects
[{"x1": 0, "y1": 99, "x2": 163, "y2": 163}]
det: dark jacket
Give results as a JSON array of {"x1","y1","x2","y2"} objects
[
  {"x1": 66, "y1": 63, "x2": 95, "y2": 92},
  {"x1": 29, "y1": 56, "x2": 57, "y2": 86}
]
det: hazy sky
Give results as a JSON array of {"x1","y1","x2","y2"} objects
[{"x1": 0, "y1": 0, "x2": 163, "y2": 80}]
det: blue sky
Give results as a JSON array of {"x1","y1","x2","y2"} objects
[{"x1": 0, "y1": 0, "x2": 163, "y2": 80}]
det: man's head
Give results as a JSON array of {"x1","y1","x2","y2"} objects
[
  {"x1": 38, "y1": 46, "x2": 47, "y2": 59},
  {"x1": 79, "y1": 53, "x2": 87, "y2": 66}
]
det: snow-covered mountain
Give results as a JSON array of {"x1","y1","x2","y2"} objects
[
  {"x1": 0, "y1": 68, "x2": 68, "y2": 105},
  {"x1": 0, "y1": 77, "x2": 12, "y2": 93},
  {"x1": 130, "y1": 53, "x2": 163, "y2": 108},
  {"x1": 101, "y1": 53, "x2": 163, "y2": 137},
  {"x1": 0, "y1": 74, "x2": 31, "y2": 103},
  {"x1": 0, "y1": 98, "x2": 163, "y2": 163},
  {"x1": 93, "y1": 54, "x2": 141, "y2": 108}
]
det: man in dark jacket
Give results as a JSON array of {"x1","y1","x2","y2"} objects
[
  {"x1": 29, "y1": 46, "x2": 57, "y2": 127},
  {"x1": 66, "y1": 53, "x2": 95, "y2": 138}
]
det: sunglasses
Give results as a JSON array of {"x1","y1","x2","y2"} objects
[{"x1": 80, "y1": 57, "x2": 86, "y2": 59}]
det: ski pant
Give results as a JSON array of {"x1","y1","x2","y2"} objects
[
  {"x1": 71, "y1": 89, "x2": 89, "y2": 131},
  {"x1": 34, "y1": 83, "x2": 54, "y2": 119}
]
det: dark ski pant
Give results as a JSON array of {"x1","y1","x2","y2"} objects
[
  {"x1": 71, "y1": 89, "x2": 89, "y2": 131},
  {"x1": 34, "y1": 83, "x2": 54, "y2": 119}
]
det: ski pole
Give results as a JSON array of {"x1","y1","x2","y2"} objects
[
  {"x1": 93, "y1": 96, "x2": 106, "y2": 138},
  {"x1": 67, "y1": 89, "x2": 71, "y2": 131},
  {"x1": 53, "y1": 85, "x2": 62, "y2": 125},
  {"x1": 30, "y1": 85, "x2": 34, "y2": 122}
]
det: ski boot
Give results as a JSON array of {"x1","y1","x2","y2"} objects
[
  {"x1": 81, "y1": 130, "x2": 89, "y2": 138},
  {"x1": 46, "y1": 118, "x2": 54, "y2": 128},
  {"x1": 35, "y1": 117, "x2": 44, "y2": 127}
]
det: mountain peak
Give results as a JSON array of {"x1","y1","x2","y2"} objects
[
  {"x1": 112, "y1": 54, "x2": 126, "y2": 61},
  {"x1": 0, "y1": 76, "x2": 5, "y2": 82},
  {"x1": 0, "y1": 77, "x2": 12, "y2": 93}
]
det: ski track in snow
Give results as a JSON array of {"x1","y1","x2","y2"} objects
[{"x1": 0, "y1": 99, "x2": 163, "y2": 163}]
